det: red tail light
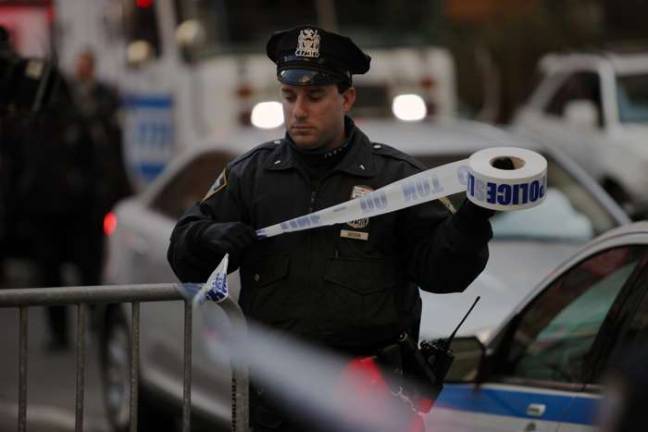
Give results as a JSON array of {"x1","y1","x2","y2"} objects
[
  {"x1": 136, "y1": 0, "x2": 154, "y2": 8},
  {"x1": 420, "y1": 76, "x2": 436, "y2": 90},
  {"x1": 103, "y1": 212, "x2": 117, "y2": 236},
  {"x1": 236, "y1": 84, "x2": 253, "y2": 98}
]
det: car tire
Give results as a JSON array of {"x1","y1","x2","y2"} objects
[{"x1": 99, "y1": 305, "x2": 176, "y2": 432}]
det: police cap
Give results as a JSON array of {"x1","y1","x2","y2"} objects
[{"x1": 266, "y1": 25, "x2": 371, "y2": 86}]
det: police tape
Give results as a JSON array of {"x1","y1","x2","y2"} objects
[
  {"x1": 183, "y1": 147, "x2": 547, "y2": 304},
  {"x1": 256, "y1": 147, "x2": 547, "y2": 238},
  {"x1": 189, "y1": 253, "x2": 230, "y2": 306}
]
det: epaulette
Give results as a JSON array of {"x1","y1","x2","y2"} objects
[
  {"x1": 370, "y1": 142, "x2": 427, "y2": 171},
  {"x1": 228, "y1": 139, "x2": 283, "y2": 168}
]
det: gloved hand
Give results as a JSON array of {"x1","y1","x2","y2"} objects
[{"x1": 199, "y1": 222, "x2": 257, "y2": 257}]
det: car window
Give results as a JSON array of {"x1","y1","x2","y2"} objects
[
  {"x1": 416, "y1": 153, "x2": 617, "y2": 240},
  {"x1": 617, "y1": 73, "x2": 648, "y2": 124},
  {"x1": 151, "y1": 151, "x2": 231, "y2": 220},
  {"x1": 499, "y1": 246, "x2": 643, "y2": 385},
  {"x1": 544, "y1": 71, "x2": 603, "y2": 127}
]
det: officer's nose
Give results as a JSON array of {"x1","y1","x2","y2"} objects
[{"x1": 292, "y1": 94, "x2": 308, "y2": 120}]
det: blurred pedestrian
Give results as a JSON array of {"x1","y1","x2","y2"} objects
[
  {"x1": 70, "y1": 48, "x2": 132, "y2": 248},
  {"x1": 15, "y1": 74, "x2": 95, "y2": 350},
  {"x1": 0, "y1": 24, "x2": 16, "y2": 284}
]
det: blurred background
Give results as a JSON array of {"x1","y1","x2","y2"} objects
[
  {"x1": 4, "y1": 1, "x2": 647, "y2": 119},
  {"x1": 1, "y1": 1, "x2": 647, "y2": 431},
  {"x1": 3, "y1": 0, "x2": 647, "y2": 184}
]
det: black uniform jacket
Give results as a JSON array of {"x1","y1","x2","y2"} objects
[{"x1": 168, "y1": 124, "x2": 490, "y2": 351}]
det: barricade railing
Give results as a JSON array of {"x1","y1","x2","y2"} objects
[{"x1": 0, "y1": 283, "x2": 249, "y2": 432}]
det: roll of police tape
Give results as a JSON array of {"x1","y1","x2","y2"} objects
[
  {"x1": 255, "y1": 146, "x2": 547, "y2": 239},
  {"x1": 466, "y1": 147, "x2": 547, "y2": 211}
]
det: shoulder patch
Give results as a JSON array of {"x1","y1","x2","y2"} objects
[
  {"x1": 202, "y1": 167, "x2": 228, "y2": 201},
  {"x1": 229, "y1": 140, "x2": 282, "y2": 168},
  {"x1": 371, "y1": 142, "x2": 427, "y2": 171}
]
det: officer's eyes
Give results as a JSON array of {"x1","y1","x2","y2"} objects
[{"x1": 280, "y1": 92, "x2": 323, "y2": 102}]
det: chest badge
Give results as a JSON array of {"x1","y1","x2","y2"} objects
[{"x1": 346, "y1": 185, "x2": 373, "y2": 230}]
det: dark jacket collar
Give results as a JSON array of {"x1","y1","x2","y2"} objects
[{"x1": 263, "y1": 118, "x2": 376, "y2": 178}]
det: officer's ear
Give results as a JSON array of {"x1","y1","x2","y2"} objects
[{"x1": 341, "y1": 86, "x2": 356, "y2": 113}]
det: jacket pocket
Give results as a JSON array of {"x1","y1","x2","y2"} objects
[
  {"x1": 243, "y1": 253, "x2": 292, "y2": 324},
  {"x1": 324, "y1": 257, "x2": 396, "y2": 294},
  {"x1": 250, "y1": 253, "x2": 290, "y2": 288},
  {"x1": 321, "y1": 257, "x2": 400, "y2": 338}
]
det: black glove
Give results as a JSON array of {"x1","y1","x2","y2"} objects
[
  {"x1": 455, "y1": 197, "x2": 494, "y2": 224},
  {"x1": 199, "y1": 222, "x2": 257, "y2": 258}
]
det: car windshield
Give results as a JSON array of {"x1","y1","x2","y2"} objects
[
  {"x1": 617, "y1": 73, "x2": 648, "y2": 124},
  {"x1": 416, "y1": 153, "x2": 617, "y2": 242},
  {"x1": 174, "y1": 0, "x2": 438, "y2": 58}
]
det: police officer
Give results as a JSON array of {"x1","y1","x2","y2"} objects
[{"x1": 168, "y1": 25, "x2": 494, "y2": 431}]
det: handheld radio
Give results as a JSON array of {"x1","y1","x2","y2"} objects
[{"x1": 399, "y1": 296, "x2": 481, "y2": 408}]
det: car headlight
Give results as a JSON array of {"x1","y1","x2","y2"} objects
[
  {"x1": 392, "y1": 94, "x2": 427, "y2": 122},
  {"x1": 251, "y1": 101, "x2": 284, "y2": 129}
]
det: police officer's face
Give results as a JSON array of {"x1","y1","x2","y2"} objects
[{"x1": 281, "y1": 84, "x2": 356, "y2": 151}]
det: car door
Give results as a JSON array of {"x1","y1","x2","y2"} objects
[
  {"x1": 428, "y1": 245, "x2": 648, "y2": 432},
  {"x1": 575, "y1": 263, "x2": 648, "y2": 432}
]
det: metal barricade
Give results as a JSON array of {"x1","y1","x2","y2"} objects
[{"x1": 0, "y1": 283, "x2": 249, "y2": 432}]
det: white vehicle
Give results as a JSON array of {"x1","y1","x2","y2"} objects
[
  {"x1": 513, "y1": 51, "x2": 648, "y2": 216},
  {"x1": 99, "y1": 120, "x2": 628, "y2": 430},
  {"x1": 54, "y1": 0, "x2": 456, "y2": 187}
]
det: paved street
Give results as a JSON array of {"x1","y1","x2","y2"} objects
[{"x1": 0, "y1": 260, "x2": 110, "y2": 432}]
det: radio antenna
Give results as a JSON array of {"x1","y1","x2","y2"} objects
[{"x1": 444, "y1": 296, "x2": 480, "y2": 348}]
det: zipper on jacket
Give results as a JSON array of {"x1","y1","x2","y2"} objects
[
  {"x1": 308, "y1": 189, "x2": 317, "y2": 213},
  {"x1": 307, "y1": 186, "x2": 319, "y2": 274}
]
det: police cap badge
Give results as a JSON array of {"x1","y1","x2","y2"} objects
[{"x1": 266, "y1": 25, "x2": 371, "y2": 86}]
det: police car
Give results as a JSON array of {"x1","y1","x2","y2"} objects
[
  {"x1": 426, "y1": 221, "x2": 648, "y2": 431},
  {"x1": 98, "y1": 120, "x2": 629, "y2": 429}
]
